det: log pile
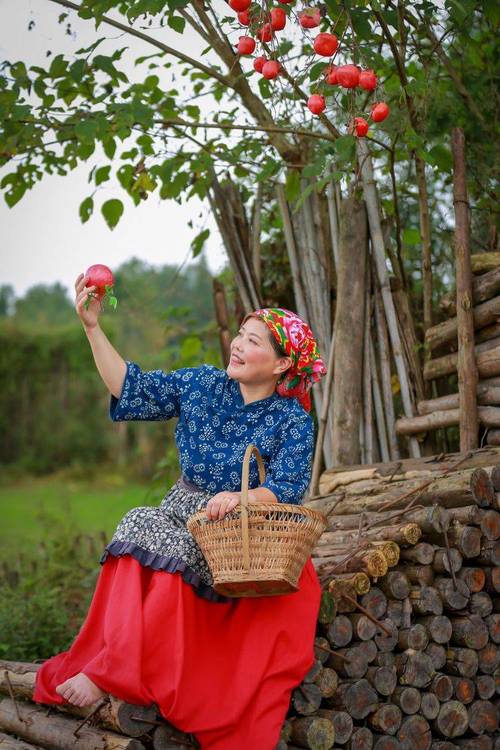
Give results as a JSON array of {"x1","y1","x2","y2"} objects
[
  {"x1": 277, "y1": 448, "x2": 500, "y2": 749},
  {"x1": 0, "y1": 662, "x2": 199, "y2": 749},
  {"x1": 395, "y1": 265, "x2": 500, "y2": 441},
  {"x1": 1, "y1": 449, "x2": 498, "y2": 749}
]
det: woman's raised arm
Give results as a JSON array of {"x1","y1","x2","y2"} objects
[{"x1": 75, "y1": 272, "x2": 127, "y2": 398}]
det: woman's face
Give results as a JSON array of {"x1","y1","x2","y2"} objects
[{"x1": 226, "y1": 316, "x2": 291, "y2": 387}]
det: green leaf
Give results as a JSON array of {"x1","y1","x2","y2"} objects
[
  {"x1": 69, "y1": 59, "x2": 86, "y2": 83},
  {"x1": 79, "y1": 196, "x2": 94, "y2": 223},
  {"x1": 425, "y1": 145, "x2": 453, "y2": 173},
  {"x1": 285, "y1": 170, "x2": 301, "y2": 202},
  {"x1": 309, "y1": 62, "x2": 327, "y2": 83},
  {"x1": 191, "y1": 228, "x2": 209, "y2": 258},
  {"x1": 334, "y1": 134, "x2": 355, "y2": 162},
  {"x1": 103, "y1": 137, "x2": 116, "y2": 160},
  {"x1": 101, "y1": 198, "x2": 124, "y2": 230},
  {"x1": 48, "y1": 54, "x2": 67, "y2": 79},
  {"x1": 349, "y1": 8, "x2": 372, "y2": 39},
  {"x1": 302, "y1": 160, "x2": 325, "y2": 179},
  {"x1": 257, "y1": 76, "x2": 272, "y2": 99},
  {"x1": 74, "y1": 119, "x2": 98, "y2": 144},
  {"x1": 168, "y1": 14, "x2": 185, "y2": 33},
  {"x1": 95, "y1": 165, "x2": 111, "y2": 186}
]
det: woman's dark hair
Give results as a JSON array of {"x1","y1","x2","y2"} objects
[
  {"x1": 267, "y1": 330, "x2": 287, "y2": 359},
  {"x1": 267, "y1": 330, "x2": 291, "y2": 383}
]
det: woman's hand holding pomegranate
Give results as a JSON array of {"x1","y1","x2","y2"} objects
[{"x1": 74, "y1": 273, "x2": 102, "y2": 330}]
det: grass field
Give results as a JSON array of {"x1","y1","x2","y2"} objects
[{"x1": 0, "y1": 471, "x2": 163, "y2": 561}]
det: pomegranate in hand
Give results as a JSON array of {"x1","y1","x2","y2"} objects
[{"x1": 84, "y1": 264, "x2": 117, "y2": 309}]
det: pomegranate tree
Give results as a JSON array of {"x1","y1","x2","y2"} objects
[{"x1": 228, "y1": 1, "x2": 390, "y2": 134}]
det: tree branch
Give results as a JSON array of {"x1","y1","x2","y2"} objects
[
  {"x1": 48, "y1": 0, "x2": 232, "y2": 87},
  {"x1": 157, "y1": 116, "x2": 336, "y2": 145}
]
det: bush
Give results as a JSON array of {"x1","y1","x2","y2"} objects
[{"x1": 0, "y1": 510, "x2": 103, "y2": 661}]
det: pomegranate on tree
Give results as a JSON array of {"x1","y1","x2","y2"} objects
[
  {"x1": 371, "y1": 102, "x2": 390, "y2": 122},
  {"x1": 253, "y1": 56, "x2": 267, "y2": 73},
  {"x1": 229, "y1": 0, "x2": 251, "y2": 11},
  {"x1": 324, "y1": 65, "x2": 338, "y2": 85},
  {"x1": 307, "y1": 94, "x2": 326, "y2": 115},
  {"x1": 359, "y1": 69, "x2": 377, "y2": 91},
  {"x1": 270, "y1": 7, "x2": 287, "y2": 30},
  {"x1": 256, "y1": 23, "x2": 274, "y2": 42},
  {"x1": 237, "y1": 10, "x2": 250, "y2": 25},
  {"x1": 353, "y1": 117, "x2": 369, "y2": 137},
  {"x1": 237, "y1": 36, "x2": 256, "y2": 54},
  {"x1": 336, "y1": 64, "x2": 360, "y2": 88},
  {"x1": 262, "y1": 59, "x2": 281, "y2": 79},
  {"x1": 299, "y1": 8, "x2": 321, "y2": 28},
  {"x1": 313, "y1": 33, "x2": 338, "y2": 57}
]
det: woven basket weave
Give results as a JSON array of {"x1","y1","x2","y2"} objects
[{"x1": 186, "y1": 444, "x2": 327, "y2": 597}]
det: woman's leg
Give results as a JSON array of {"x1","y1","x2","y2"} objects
[{"x1": 33, "y1": 555, "x2": 155, "y2": 708}]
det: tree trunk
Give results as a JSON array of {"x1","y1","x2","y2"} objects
[{"x1": 331, "y1": 195, "x2": 367, "y2": 465}]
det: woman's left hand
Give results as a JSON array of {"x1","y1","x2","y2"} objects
[{"x1": 206, "y1": 491, "x2": 241, "y2": 520}]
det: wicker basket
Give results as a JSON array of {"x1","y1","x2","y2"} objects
[{"x1": 186, "y1": 444, "x2": 327, "y2": 597}]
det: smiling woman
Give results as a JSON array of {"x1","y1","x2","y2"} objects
[{"x1": 32, "y1": 290, "x2": 327, "y2": 750}]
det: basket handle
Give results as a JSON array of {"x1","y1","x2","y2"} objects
[{"x1": 240, "y1": 444, "x2": 266, "y2": 573}]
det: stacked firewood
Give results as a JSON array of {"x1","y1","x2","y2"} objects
[
  {"x1": 1, "y1": 448, "x2": 498, "y2": 749},
  {"x1": 0, "y1": 661, "x2": 199, "y2": 749},
  {"x1": 395, "y1": 264, "x2": 500, "y2": 442},
  {"x1": 275, "y1": 449, "x2": 499, "y2": 749}
]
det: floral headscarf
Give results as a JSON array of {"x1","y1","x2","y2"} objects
[{"x1": 243, "y1": 307, "x2": 327, "y2": 413}]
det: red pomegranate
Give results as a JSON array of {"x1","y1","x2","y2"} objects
[
  {"x1": 371, "y1": 102, "x2": 390, "y2": 122},
  {"x1": 313, "y1": 33, "x2": 338, "y2": 57},
  {"x1": 262, "y1": 60, "x2": 281, "y2": 79},
  {"x1": 307, "y1": 94, "x2": 326, "y2": 115},
  {"x1": 336, "y1": 64, "x2": 360, "y2": 88},
  {"x1": 353, "y1": 117, "x2": 369, "y2": 137},
  {"x1": 299, "y1": 8, "x2": 321, "y2": 28},
  {"x1": 359, "y1": 69, "x2": 377, "y2": 91}
]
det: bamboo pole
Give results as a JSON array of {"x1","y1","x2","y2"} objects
[
  {"x1": 326, "y1": 175, "x2": 340, "y2": 268},
  {"x1": 212, "y1": 279, "x2": 232, "y2": 367},
  {"x1": 310, "y1": 328, "x2": 336, "y2": 496},
  {"x1": 275, "y1": 182, "x2": 333, "y2": 467},
  {"x1": 363, "y1": 275, "x2": 374, "y2": 465},
  {"x1": 356, "y1": 139, "x2": 421, "y2": 458},
  {"x1": 452, "y1": 127, "x2": 478, "y2": 450},
  {"x1": 373, "y1": 265, "x2": 400, "y2": 459},
  {"x1": 251, "y1": 182, "x2": 263, "y2": 294},
  {"x1": 370, "y1": 335, "x2": 390, "y2": 462}
]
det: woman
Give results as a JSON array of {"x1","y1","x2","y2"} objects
[{"x1": 33, "y1": 272, "x2": 327, "y2": 749}]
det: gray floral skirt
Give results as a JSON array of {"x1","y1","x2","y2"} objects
[{"x1": 99, "y1": 476, "x2": 231, "y2": 603}]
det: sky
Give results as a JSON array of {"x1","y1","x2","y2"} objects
[{"x1": 0, "y1": 0, "x2": 229, "y2": 299}]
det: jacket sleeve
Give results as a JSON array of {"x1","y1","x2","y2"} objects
[
  {"x1": 109, "y1": 360, "x2": 200, "y2": 422},
  {"x1": 260, "y1": 409, "x2": 314, "y2": 504}
]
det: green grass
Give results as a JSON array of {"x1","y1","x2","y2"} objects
[{"x1": 0, "y1": 470, "x2": 160, "y2": 562}]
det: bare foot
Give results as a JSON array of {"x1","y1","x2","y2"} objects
[{"x1": 55, "y1": 672, "x2": 106, "y2": 707}]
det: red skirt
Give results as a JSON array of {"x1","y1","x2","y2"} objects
[{"x1": 33, "y1": 554, "x2": 321, "y2": 749}]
